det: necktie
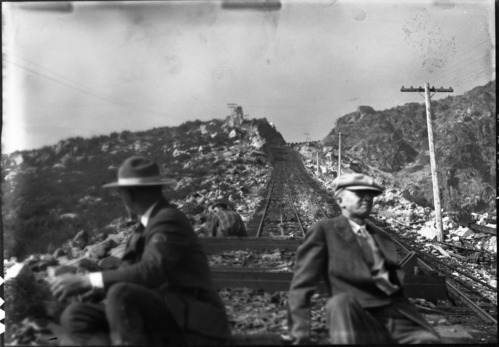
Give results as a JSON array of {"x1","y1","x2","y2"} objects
[
  {"x1": 356, "y1": 227, "x2": 374, "y2": 268},
  {"x1": 357, "y1": 227, "x2": 400, "y2": 295}
]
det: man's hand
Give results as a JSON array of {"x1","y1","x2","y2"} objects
[{"x1": 50, "y1": 273, "x2": 92, "y2": 302}]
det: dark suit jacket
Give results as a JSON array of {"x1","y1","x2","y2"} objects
[
  {"x1": 288, "y1": 215, "x2": 433, "y2": 341},
  {"x1": 101, "y1": 198, "x2": 230, "y2": 341}
]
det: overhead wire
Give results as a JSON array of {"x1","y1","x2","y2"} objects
[{"x1": 2, "y1": 56, "x2": 173, "y2": 118}]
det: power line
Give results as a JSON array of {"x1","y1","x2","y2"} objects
[
  {"x1": 3, "y1": 56, "x2": 170, "y2": 117},
  {"x1": 3, "y1": 50, "x2": 108, "y2": 96}
]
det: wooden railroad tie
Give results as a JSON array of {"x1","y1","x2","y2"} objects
[
  {"x1": 210, "y1": 269, "x2": 447, "y2": 301},
  {"x1": 200, "y1": 237, "x2": 301, "y2": 253},
  {"x1": 204, "y1": 243, "x2": 447, "y2": 300}
]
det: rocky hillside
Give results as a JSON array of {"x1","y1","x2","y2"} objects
[
  {"x1": 322, "y1": 80, "x2": 496, "y2": 213},
  {"x1": 2, "y1": 115, "x2": 285, "y2": 260}
]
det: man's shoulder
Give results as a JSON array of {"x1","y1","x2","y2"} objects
[
  {"x1": 312, "y1": 216, "x2": 347, "y2": 228},
  {"x1": 151, "y1": 205, "x2": 190, "y2": 225},
  {"x1": 306, "y1": 216, "x2": 348, "y2": 237}
]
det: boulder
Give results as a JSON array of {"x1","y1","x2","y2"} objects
[
  {"x1": 66, "y1": 257, "x2": 101, "y2": 273},
  {"x1": 51, "y1": 265, "x2": 78, "y2": 277},
  {"x1": 87, "y1": 237, "x2": 119, "y2": 260},
  {"x1": 110, "y1": 243, "x2": 126, "y2": 259},
  {"x1": 28, "y1": 255, "x2": 58, "y2": 272},
  {"x1": 98, "y1": 256, "x2": 122, "y2": 270},
  {"x1": 52, "y1": 248, "x2": 66, "y2": 258},
  {"x1": 485, "y1": 236, "x2": 496, "y2": 253},
  {"x1": 229, "y1": 129, "x2": 238, "y2": 138},
  {"x1": 70, "y1": 229, "x2": 89, "y2": 250},
  {"x1": 78, "y1": 258, "x2": 101, "y2": 273},
  {"x1": 357, "y1": 105, "x2": 376, "y2": 114},
  {"x1": 418, "y1": 226, "x2": 438, "y2": 240}
]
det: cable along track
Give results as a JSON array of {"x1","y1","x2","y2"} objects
[{"x1": 367, "y1": 219, "x2": 497, "y2": 328}]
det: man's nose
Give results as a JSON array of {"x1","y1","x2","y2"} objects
[{"x1": 358, "y1": 191, "x2": 375, "y2": 199}]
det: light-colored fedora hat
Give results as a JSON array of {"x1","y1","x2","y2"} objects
[
  {"x1": 332, "y1": 173, "x2": 384, "y2": 197},
  {"x1": 103, "y1": 156, "x2": 177, "y2": 188}
]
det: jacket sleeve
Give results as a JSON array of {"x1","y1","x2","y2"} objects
[
  {"x1": 288, "y1": 222, "x2": 327, "y2": 344},
  {"x1": 101, "y1": 210, "x2": 189, "y2": 289},
  {"x1": 209, "y1": 214, "x2": 219, "y2": 237}
]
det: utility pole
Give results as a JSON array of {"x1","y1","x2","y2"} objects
[
  {"x1": 303, "y1": 132, "x2": 310, "y2": 144},
  {"x1": 337, "y1": 132, "x2": 342, "y2": 177},
  {"x1": 401, "y1": 83, "x2": 453, "y2": 242},
  {"x1": 316, "y1": 151, "x2": 320, "y2": 176}
]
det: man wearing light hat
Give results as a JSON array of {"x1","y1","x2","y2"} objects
[
  {"x1": 287, "y1": 173, "x2": 440, "y2": 344},
  {"x1": 50, "y1": 156, "x2": 230, "y2": 346},
  {"x1": 209, "y1": 200, "x2": 248, "y2": 237}
]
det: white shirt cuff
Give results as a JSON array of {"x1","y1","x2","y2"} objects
[{"x1": 88, "y1": 272, "x2": 104, "y2": 288}]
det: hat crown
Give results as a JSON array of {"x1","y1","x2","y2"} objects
[
  {"x1": 332, "y1": 173, "x2": 384, "y2": 195},
  {"x1": 118, "y1": 156, "x2": 160, "y2": 179},
  {"x1": 102, "y1": 156, "x2": 176, "y2": 188}
]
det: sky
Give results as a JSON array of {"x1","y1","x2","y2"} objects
[{"x1": 2, "y1": 0, "x2": 495, "y2": 153}]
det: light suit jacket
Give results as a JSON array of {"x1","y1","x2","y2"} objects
[
  {"x1": 101, "y1": 198, "x2": 231, "y2": 341},
  {"x1": 288, "y1": 215, "x2": 434, "y2": 341}
]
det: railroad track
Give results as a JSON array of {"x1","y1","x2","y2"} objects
[
  {"x1": 248, "y1": 147, "x2": 339, "y2": 238},
  {"x1": 201, "y1": 146, "x2": 497, "y2": 344},
  {"x1": 368, "y1": 219, "x2": 497, "y2": 323}
]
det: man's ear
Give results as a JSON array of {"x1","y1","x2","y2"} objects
[{"x1": 119, "y1": 187, "x2": 133, "y2": 204}]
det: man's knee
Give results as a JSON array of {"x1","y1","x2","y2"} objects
[
  {"x1": 106, "y1": 282, "x2": 134, "y2": 306},
  {"x1": 61, "y1": 303, "x2": 90, "y2": 332},
  {"x1": 402, "y1": 330, "x2": 442, "y2": 344},
  {"x1": 326, "y1": 292, "x2": 360, "y2": 313}
]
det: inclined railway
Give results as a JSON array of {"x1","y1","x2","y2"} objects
[{"x1": 199, "y1": 146, "x2": 497, "y2": 344}]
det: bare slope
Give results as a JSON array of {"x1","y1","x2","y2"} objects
[{"x1": 322, "y1": 80, "x2": 496, "y2": 212}]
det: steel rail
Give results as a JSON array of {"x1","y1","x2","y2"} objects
[
  {"x1": 289, "y1": 150, "x2": 335, "y2": 220},
  {"x1": 414, "y1": 250, "x2": 496, "y2": 292},
  {"x1": 283, "y1": 162, "x2": 306, "y2": 237},
  {"x1": 256, "y1": 163, "x2": 279, "y2": 237},
  {"x1": 366, "y1": 220, "x2": 496, "y2": 290},
  {"x1": 256, "y1": 150, "x2": 308, "y2": 238},
  {"x1": 445, "y1": 281, "x2": 497, "y2": 325},
  {"x1": 367, "y1": 219, "x2": 498, "y2": 325},
  {"x1": 289, "y1": 154, "x2": 328, "y2": 219}
]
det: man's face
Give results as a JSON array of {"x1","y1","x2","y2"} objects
[{"x1": 337, "y1": 189, "x2": 377, "y2": 219}]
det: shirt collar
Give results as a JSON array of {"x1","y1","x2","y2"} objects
[
  {"x1": 348, "y1": 219, "x2": 367, "y2": 236},
  {"x1": 140, "y1": 200, "x2": 160, "y2": 227}
]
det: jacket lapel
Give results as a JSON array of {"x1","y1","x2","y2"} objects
[
  {"x1": 144, "y1": 198, "x2": 170, "y2": 231},
  {"x1": 122, "y1": 223, "x2": 145, "y2": 262},
  {"x1": 369, "y1": 226, "x2": 405, "y2": 285},
  {"x1": 370, "y1": 229, "x2": 398, "y2": 265},
  {"x1": 335, "y1": 216, "x2": 357, "y2": 244},
  {"x1": 332, "y1": 216, "x2": 374, "y2": 270}
]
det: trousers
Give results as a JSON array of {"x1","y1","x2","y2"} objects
[
  {"x1": 326, "y1": 293, "x2": 441, "y2": 344},
  {"x1": 60, "y1": 282, "x2": 222, "y2": 346}
]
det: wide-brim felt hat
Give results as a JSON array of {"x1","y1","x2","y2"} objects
[
  {"x1": 332, "y1": 173, "x2": 384, "y2": 196},
  {"x1": 103, "y1": 156, "x2": 177, "y2": 188}
]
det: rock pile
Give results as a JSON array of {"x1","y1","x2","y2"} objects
[
  {"x1": 3, "y1": 116, "x2": 286, "y2": 344},
  {"x1": 294, "y1": 143, "x2": 497, "y2": 256}
]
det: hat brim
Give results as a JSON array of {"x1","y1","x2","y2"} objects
[
  {"x1": 103, "y1": 178, "x2": 177, "y2": 188},
  {"x1": 344, "y1": 186, "x2": 383, "y2": 195}
]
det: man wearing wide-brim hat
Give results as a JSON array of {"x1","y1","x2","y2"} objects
[
  {"x1": 50, "y1": 156, "x2": 230, "y2": 346},
  {"x1": 287, "y1": 173, "x2": 441, "y2": 344}
]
